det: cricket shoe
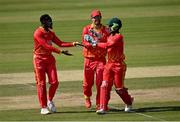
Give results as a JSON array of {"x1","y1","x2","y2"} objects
[
  {"x1": 48, "y1": 100, "x2": 56, "y2": 113},
  {"x1": 124, "y1": 105, "x2": 132, "y2": 112},
  {"x1": 40, "y1": 107, "x2": 50, "y2": 115},
  {"x1": 124, "y1": 97, "x2": 134, "y2": 112},
  {"x1": 96, "y1": 109, "x2": 107, "y2": 114},
  {"x1": 85, "y1": 98, "x2": 91, "y2": 109},
  {"x1": 96, "y1": 105, "x2": 109, "y2": 111}
]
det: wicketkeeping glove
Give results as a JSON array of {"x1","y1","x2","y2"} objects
[{"x1": 84, "y1": 34, "x2": 97, "y2": 47}]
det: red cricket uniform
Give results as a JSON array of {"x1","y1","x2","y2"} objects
[
  {"x1": 33, "y1": 27, "x2": 74, "y2": 108},
  {"x1": 82, "y1": 24, "x2": 109, "y2": 106},
  {"x1": 97, "y1": 33, "x2": 132, "y2": 110}
]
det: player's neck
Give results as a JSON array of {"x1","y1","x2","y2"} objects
[
  {"x1": 40, "y1": 26, "x2": 52, "y2": 32},
  {"x1": 92, "y1": 24, "x2": 102, "y2": 31}
]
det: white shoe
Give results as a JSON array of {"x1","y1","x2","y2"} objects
[
  {"x1": 125, "y1": 97, "x2": 134, "y2": 112},
  {"x1": 41, "y1": 107, "x2": 50, "y2": 115},
  {"x1": 96, "y1": 109, "x2": 107, "y2": 114},
  {"x1": 48, "y1": 100, "x2": 56, "y2": 113},
  {"x1": 124, "y1": 105, "x2": 132, "y2": 112}
]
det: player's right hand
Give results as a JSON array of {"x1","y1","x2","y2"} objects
[{"x1": 73, "y1": 41, "x2": 80, "y2": 46}]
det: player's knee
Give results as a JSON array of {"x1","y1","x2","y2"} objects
[
  {"x1": 36, "y1": 80, "x2": 46, "y2": 86},
  {"x1": 51, "y1": 81, "x2": 59, "y2": 87},
  {"x1": 101, "y1": 81, "x2": 108, "y2": 88}
]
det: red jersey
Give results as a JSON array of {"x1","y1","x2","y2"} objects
[
  {"x1": 97, "y1": 33, "x2": 125, "y2": 63},
  {"x1": 33, "y1": 27, "x2": 74, "y2": 55},
  {"x1": 82, "y1": 24, "x2": 109, "y2": 59}
]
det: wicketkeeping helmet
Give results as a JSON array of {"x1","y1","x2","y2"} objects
[{"x1": 108, "y1": 17, "x2": 122, "y2": 32}]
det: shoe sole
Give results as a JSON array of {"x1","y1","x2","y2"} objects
[
  {"x1": 96, "y1": 110, "x2": 107, "y2": 114},
  {"x1": 41, "y1": 112, "x2": 50, "y2": 115}
]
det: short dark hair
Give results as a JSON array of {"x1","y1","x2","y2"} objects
[{"x1": 40, "y1": 14, "x2": 52, "y2": 24}]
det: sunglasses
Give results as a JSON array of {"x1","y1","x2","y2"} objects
[{"x1": 92, "y1": 16, "x2": 101, "y2": 19}]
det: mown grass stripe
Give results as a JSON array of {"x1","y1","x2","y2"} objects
[{"x1": 0, "y1": 76, "x2": 180, "y2": 97}]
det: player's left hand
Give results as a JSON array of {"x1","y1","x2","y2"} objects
[
  {"x1": 84, "y1": 34, "x2": 97, "y2": 47},
  {"x1": 61, "y1": 50, "x2": 73, "y2": 56}
]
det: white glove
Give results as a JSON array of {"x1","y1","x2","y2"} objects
[{"x1": 84, "y1": 34, "x2": 97, "y2": 47}]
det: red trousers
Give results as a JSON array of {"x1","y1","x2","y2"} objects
[
  {"x1": 83, "y1": 57, "x2": 106, "y2": 106},
  {"x1": 33, "y1": 54, "x2": 59, "y2": 108},
  {"x1": 100, "y1": 62, "x2": 132, "y2": 110},
  {"x1": 103, "y1": 62, "x2": 126, "y2": 88}
]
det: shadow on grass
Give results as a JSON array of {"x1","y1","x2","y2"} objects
[
  {"x1": 55, "y1": 110, "x2": 95, "y2": 114},
  {"x1": 94, "y1": 106, "x2": 180, "y2": 114},
  {"x1": 53, "y1": 108, "x2": 124, "y2": 114},
  {"x1": 134, "y1": 106, "x2": 180, "y2": 113},
  {"x1": 43, "y1": 106, "x2": 180, "y2": 115}
]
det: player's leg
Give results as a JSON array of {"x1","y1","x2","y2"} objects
[
  {"x1": 114, "y1": 62, "x2": 133, "y2": 112},
  {"x1": 33, "y1": 55, "x2": 50, "y2": 114},
  {"x1": 83, "y1": 58, "x2": 95, "y2": 108},
  {"x1": 35, "y1": 70, "x2": 47, "y2": 108},
  {"x1": 97, "y1": 63, "x2": 113, "y2": 114},
  {"x1": 47, "y1": 56, "x2": 59, "y2": 101},
  {"x1": 46, "y1": 55, "x2": 59, "y2": 113},
  {"x1": 95, "y1": 60, "x2": 105, "y2": 109},
  {"x1": 115, "y1": 87, "x2": 134, "y2": 112}
]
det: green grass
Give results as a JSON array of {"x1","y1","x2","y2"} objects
[
  {"x1": 0, "y1": 0, "x2": 180, "y2": 73},
  {"x1": 1, "y1": 76, "x2": 180, "y2": 97},
  {"x1": 126, "y1": 76, "x2": 180, "y2": 90},
  {"x1": 0, "y1": 101, "x2": 179, "y2": 121},
  {"x1": 1, "y1": 76, "x2": 179, "y2": 120},
  {"x1": 0, "y1": 0, "x2": 180, "y2": 121}
]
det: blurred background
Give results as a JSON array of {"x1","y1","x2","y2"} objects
[{"x1": 0, "y1": 0, "x2": 180, "y2": 73}]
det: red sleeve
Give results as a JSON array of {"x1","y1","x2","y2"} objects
[
  {"x1": 34, "y1": 29, "x2": 60, "y2": 54},
  {"x1": 97, "y1": 43, "x2": 108, "y2": 49},
  {"x1": 97, "y1": 34, "x2": 123, "y2": 49},
  {"x1": 82, "y1": 26, "x2": 93, "y2": 48},
  {"x1": 108, "y1": 35, "x2": 123, "y2": 47},
  {"x1": 52, "y1": 33, "x2": 74, "y2": 47}
]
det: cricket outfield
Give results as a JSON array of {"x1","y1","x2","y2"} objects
[{"x1": 0, "y1": 66, "x2": 180, "y2": 121}]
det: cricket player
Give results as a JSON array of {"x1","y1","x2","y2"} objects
[
  {"x1": 33, "y1": 14, "x2": 79, "y2": 114},
  {"x1": 93, "y1": 17, "x2": 134, "y2": 114},
  {"x1": 82, "y1": 9, "x2": 109, "y2": 110}
]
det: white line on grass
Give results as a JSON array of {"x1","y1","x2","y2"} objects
[
  {"x1": 135, "y1": 112, "x2": 167, "y2": 121},
  {"x1": 109, "y1": 105, "x2": 167, "y2": 121}
]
